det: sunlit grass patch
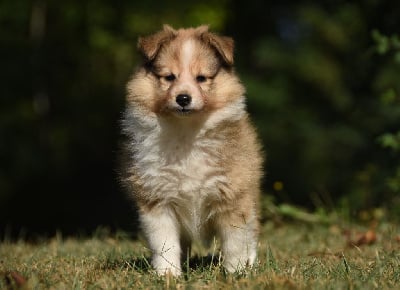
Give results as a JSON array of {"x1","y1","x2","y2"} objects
[{"x1": 1, "y1": 221, "x2": 400, "y2": 289}]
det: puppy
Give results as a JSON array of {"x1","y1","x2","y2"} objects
[{"x1": 121, "y1": 25, "x2": 263, "y2": 276}]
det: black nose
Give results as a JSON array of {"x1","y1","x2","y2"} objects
[{"x1": 176, "y1": 94, "x2": 192, "y2": 107}]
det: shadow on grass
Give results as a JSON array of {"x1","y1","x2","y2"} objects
[{"x1": 100, "y1": 254, "x2": 221, "y2": 273}]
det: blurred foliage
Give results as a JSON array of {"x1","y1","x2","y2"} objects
[
  {"x1": 0, "y1": 0, "x2": 400, "y2": 237},
  {"x1": 374, "y1": 31, "x2": 400, "y2": 217},
  {"x1": 234, "y1": 2, "x2": 400, "y2": 213}
]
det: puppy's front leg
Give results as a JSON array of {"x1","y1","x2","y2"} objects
[
  {"x1": 141, "y1": 208, "x2": 182, "y2": 276},
  {"x1": 219, "y1": 213, "x2": 258, "y2": 273}
]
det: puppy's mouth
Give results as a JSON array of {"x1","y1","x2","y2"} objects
[{"x1": 175, "y1": 107, "x2": 194, "y2": 115}]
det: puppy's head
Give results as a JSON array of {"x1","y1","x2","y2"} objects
[{"x1": 130, "y1": 25, "x2": 245, "y2": 118}]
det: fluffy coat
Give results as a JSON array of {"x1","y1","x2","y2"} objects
[{"x1": 121, "y1": 25, "x2": 263, "y2": 276}]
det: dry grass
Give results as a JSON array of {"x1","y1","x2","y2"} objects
[{"x1": 1, "y1": 221, "x2": 400, "y2": 289}]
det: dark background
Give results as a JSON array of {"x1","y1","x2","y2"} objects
[{"x1": 1, "y1": 0, "x2": 399, "y2": 238}]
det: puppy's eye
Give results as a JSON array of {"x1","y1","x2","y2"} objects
[
  {"x1": 164, "y1": 74, "x2": 176, "y2": 82},
  {"x1": 196, "y1": 75, "x2": 207, "y2": 83}
]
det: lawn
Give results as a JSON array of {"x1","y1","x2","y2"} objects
[{"x1": 1, "y1": 218, "x2": 400, "y2": 289}]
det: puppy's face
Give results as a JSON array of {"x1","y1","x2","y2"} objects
[
  {"x1": 134, "y1": 25, "x2": 244, "y2": 117},
  {"x1": 152, "y1": 37, "x2": 220, "y2": 115}
]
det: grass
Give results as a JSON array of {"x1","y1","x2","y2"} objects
[{"x1": 1, "y1": 220, "x2": 400, "y2": 289}]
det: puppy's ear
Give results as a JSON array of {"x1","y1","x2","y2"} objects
[
  {"x1": 138, "y1": 25, "x2": 177, "y2": 61},
  {"x1": 202, "y1": 32, "x2": 234, "y2": 66}
]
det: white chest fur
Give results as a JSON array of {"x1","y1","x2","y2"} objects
[
  {"x1": 123, "y1": 98, "x2": 246, "y2": 238},
  {"x1": 131, "y1": 116, "x2": 227, "y2": 237}
]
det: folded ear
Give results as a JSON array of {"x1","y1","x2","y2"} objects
[
  {"x1": 201, "y1": 32, "x2": 234, "y2": 66},
  {"x1": 138, "y1": 25, "x2": 177, "y2": 61}
]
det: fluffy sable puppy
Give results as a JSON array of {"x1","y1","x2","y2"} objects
[{"x1": 121, "y1": 25, "x2": 263, "y2": 276}]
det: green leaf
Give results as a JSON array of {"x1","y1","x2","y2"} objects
[
  {"x1": 372, "y1": 30, "x2": 390, "y2": 54},
  {"x1": 378, "y1": 133, "x2": 400, "y2": 151}
]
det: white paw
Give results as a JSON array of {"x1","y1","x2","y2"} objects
[
  {"x1": 154, "y1": 266, "x2": 182, "y2": 276},
  {"x1": 223, "y1": 253, "x2": 255, "y2": 273},
  {"x1": 152, "y1": 255, "x2": 182, "y2": 276}
]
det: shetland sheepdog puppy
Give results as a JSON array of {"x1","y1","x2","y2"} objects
[{"x1": 121, "y1": 25, "x2": 263, "y2": 276}]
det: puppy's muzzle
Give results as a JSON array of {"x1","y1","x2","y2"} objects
[{"x1": 176, "y1": 94, "x2": 192, "y2": 108}]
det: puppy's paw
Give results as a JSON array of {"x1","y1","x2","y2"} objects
[
  {"x1": 152, "y1": 256, "x2": 182, "y2": 276},
  {"x1": 154, "y1": 266, "x2": 182, "y2": 277},
  {"x1": 223, "y1": 255, "x2": 254, "y2": 273}
]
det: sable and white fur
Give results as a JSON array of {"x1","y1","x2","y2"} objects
[{"x1": 121, "y1": 25, "x2": 263, "y2": 276}]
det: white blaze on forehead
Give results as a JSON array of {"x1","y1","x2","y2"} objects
[
  {"x1": 171, "y1": 38, "x2": 202, "y2": 102},
  {"x1": 181, "y1": 39, "x2": 195, "y2": 70}
]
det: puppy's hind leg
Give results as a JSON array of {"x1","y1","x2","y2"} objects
[{"x1": 140, "y1": 208, "x2": 182, "y2": 276}]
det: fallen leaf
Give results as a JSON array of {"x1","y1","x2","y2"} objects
[
  {"x1": 7, "y1": 271, "x2": 27, "y2": 287},
  {"x1": 348, "y1": 230, "x2": 377, "y2": 247}
]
